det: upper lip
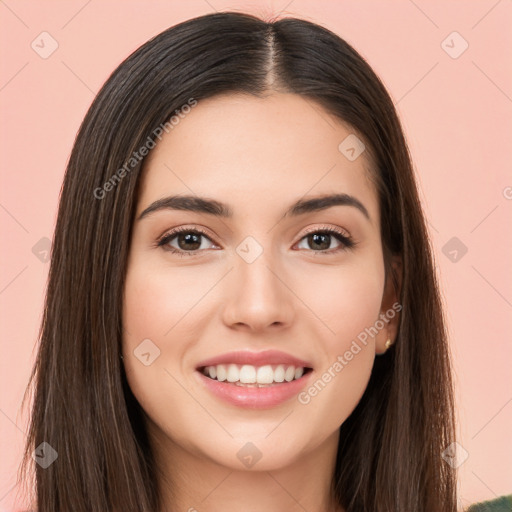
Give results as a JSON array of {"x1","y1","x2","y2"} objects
[{"x1": 195, "y1": 349, "x2": 313, "y2": 370}]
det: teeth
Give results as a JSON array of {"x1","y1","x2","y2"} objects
[
  {"x1": 274, "y1": 365, "x2": 285, "y2": 382},
  {"x1": 239, "y1": 365, "x2": 256, "y2": 383},
  {"x1": 201, "y1": 364, "x2": 308, "y2": 384},
  {"x1": 226, "y1": 364, "x2": 239, "y2": 383},
  {"x1": 256, "y1": 365, "x2": 274, "y2": 384},
  {"x1": 216, "y1": 364, "x2": 227, "y2": 382}
]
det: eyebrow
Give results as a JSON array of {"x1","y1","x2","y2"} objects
[{"x1": 137, "y1": 193, "x2": 370, "y2": 222}]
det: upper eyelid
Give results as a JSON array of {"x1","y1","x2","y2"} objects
[
  {"x1": 158, "y1": 225, "x2": 214, "y2": 240},
  {"x1": 161, "y1": 224, "x2": 351, "y2": 238},
  {"x1": 301, "y1": 224, "x2": 351, "y2": 238}
]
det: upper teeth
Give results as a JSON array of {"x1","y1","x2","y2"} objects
[{"x1": 201, "y1": 364, "x2": 305, "y2": 384}]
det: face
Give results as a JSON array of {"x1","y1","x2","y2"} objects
[{"x1": 122, "y1": 92, "x2": 400, "y2": 472}]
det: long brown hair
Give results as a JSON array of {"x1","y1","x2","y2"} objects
[{"x1": 17, "y1": 11, "x2": 457, "y2": 511}]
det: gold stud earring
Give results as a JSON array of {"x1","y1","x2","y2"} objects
[{"x1": 385, "y1": 338, "x2": 393, "y2": 350}]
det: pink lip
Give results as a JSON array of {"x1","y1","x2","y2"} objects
[
  {"x1": 195, "y1": 369, "x2": 314, "y2": 409},
  {"x1": 195, "y1": 349, "x2": 313, "y2": 370}
]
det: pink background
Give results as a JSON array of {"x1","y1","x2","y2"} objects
[{"x1": 1, "y1": 1, "x2": 511, "y2": 510}]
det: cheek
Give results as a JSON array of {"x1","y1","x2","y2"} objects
[
  {"x1": 121, "y1": 263, "x2": 211, "y2": 444},
  {"x1": 293, "y1": 258, "x2": 384, "y2": 425},
  {"x1": 122, "y1": 262, "x2": 216, "y2": 344},
  {"x1": 121, "y1": 262, "x2": 201, "y2": 394},
  {"x1": 295, "y1": 257, "x2": 385, "y2": 347}
]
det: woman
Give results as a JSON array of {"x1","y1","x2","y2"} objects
[{"x1": 15, "y1": 10, "x2": 500, "y2": 512}]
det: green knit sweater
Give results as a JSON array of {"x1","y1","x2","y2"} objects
[{"x1": 467, "y1": 494, "x2": 512, "y2": 511}]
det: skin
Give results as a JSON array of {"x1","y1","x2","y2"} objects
[{"x1": 122, "y1": 92, "x2": 401, "y2": 512}]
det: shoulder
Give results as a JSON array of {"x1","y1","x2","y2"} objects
[{"x1": 466, "y1": 494, "x2": 512, "y2": 511}]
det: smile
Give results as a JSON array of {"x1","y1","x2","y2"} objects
[{"x1": 199, "y1": 364, "x2": 312, "y2": 386}]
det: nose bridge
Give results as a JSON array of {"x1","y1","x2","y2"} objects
[{"x1": 222, "y1": 237, "x2": 294, "y2": 330}]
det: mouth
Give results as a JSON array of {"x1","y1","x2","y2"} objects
[
  {"x1": 197, "y1": 363, "x2": 314, "y2": 387},
  {"x1": 194, "y1": 349, "x2": 315, "y2": 408}
]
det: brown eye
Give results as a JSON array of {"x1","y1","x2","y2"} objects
[
  {"x1": 158, "y1": 228, "x2": 217, "y2": 256},
  {"x1": 305, "y1": 232, "x2": 333, "y2": 251},
  {"x1": 296, "y1": 228, "x2": 355, "y2": 253},
  {"x1": 174, "y1": 232, "x2": 202, "y2": 251}
]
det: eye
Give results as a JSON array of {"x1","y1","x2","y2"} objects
[
  {"x1": 156, "y1": 225, "x2": 356, "y2": 257},
  {"x1": 295, "y1": 226, "x2": 355, "y2": 254},
  {"x1": 157, "y1": 227, "x2": 218, "y2": 256}
]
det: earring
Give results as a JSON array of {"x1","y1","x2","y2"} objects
[{"x1": 384, "y1": 338, "x2": 393, "y2": 350}]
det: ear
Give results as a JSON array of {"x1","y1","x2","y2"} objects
[{"x1": 375, "y1": 254, "x2": 402, "y2": 355}]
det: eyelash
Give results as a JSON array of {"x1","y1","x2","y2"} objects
[{"x1": 156, "y1": 225, "x2": 356, "y2": 257}]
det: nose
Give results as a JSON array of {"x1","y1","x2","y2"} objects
[{"x1": 221, "y1": 251, "x2": 295, "y2": 333}]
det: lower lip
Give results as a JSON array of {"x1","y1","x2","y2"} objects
[{"x1": 195, "y1": 370, "x2": 313, "y2": 409}]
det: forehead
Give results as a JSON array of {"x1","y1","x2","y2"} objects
[{"x1": 137, "y1": 92, "x2": 378, "y2": 222}]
